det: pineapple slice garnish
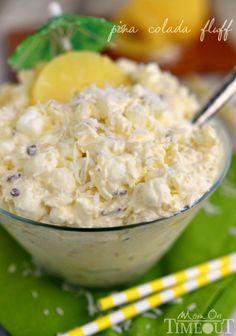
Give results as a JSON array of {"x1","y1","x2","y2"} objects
[{"x1": 32, "y1": 51, "x2": 130, "y2": 103}]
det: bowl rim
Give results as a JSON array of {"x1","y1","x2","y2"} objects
[{"x1": 0, "y1": 118, "x2": 232, "y2": 233}]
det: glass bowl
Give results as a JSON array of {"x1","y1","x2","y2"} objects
[{"x1": 0, "y1": 119, "x2": 232, "y2": 287}]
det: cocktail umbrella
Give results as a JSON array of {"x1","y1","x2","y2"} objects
[{"x1": 8, "y1": 2, "x2": 115, "y2": 70}]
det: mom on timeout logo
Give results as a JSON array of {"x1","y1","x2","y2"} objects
[{"x1": 164, "y1": 309, "x2": 235, "y2": 334}]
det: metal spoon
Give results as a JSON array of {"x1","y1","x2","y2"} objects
[{"x1": 192, "y1": 68, "x2": 236, "y2": 126}]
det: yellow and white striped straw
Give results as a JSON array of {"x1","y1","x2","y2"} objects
[
  {"x1": 60, "y1": 260, "x2": 236, "y2": 336},
  {"x1": 98, "y1": 252, "x2": 236, "y2": 311}
]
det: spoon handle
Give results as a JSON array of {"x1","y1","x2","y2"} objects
[{"x1": 192, "y1": 68, "x2": 236, "y2": 126}]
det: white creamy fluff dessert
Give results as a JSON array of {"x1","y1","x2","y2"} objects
[{"x1": 0, "y1": 60, "x2": 223, "y2": 227}]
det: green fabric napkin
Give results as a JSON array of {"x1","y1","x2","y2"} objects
[{"x1": 0, "y1": 155, "x2": 236, "y2": 336}]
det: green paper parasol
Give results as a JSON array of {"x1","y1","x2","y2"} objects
[{"x1": 8, "y1": 13, "x2": 115, "y2": 70}]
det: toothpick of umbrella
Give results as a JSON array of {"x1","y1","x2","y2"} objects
[{"x1": 49, "y1": 2, "x2": 72, "y2": 52}]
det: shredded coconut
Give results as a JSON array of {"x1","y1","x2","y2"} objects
[
  {"x1": 77, "y1": 289, "x2": 98, "y2": 316},
  {"x1": 31, "y1": 290, "x2": 39, "y2": 299},
  {"x1": 220, "y1": 179, "x2": 236, "y2": 198},
  {"x1": 229, "y1": 226, "x2": 236, "y2": 237},
  {"x1": 22, "y1": 269, "x2": 31, "y2": 277},
  {"x1": 172, "y1": 297, "x2": 183, "y2": 304},
  {"x1": 145, "y1": 323, "x2": 152, "y2": 330},
  {"x1": 203, "y1": 201, "x2": 221, "y2": 216},
  {"x1": 152, "y1": 308, "x2": 163, "y2": 316},
  {"x1": 43, "y1": 309, "x2": 50, "y2": 316},
  {"x1": 142, "y1": 307, "x2": 163, "y2": 319},
  {"x1": 142, "y1": 312, "x2": 158, "y2": 319},
  {"x1": 7, "y1": 263, "x2": 17, "y2": 273},
  {"x1": 121, "y1": 319, "x2": 132, "y2": 331},
  {"x1": 187, "y1": 303, "x2": 197, "y2": 311},
  {"x1": 56, "y1": 307, "x2": 64, "y2": 316},
  {"x1": 110, "y1": 325, "x2": 123, "y2": 334},
  {"x1": 62, "y1": 282, "x2": 73, "y2": 292}
]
